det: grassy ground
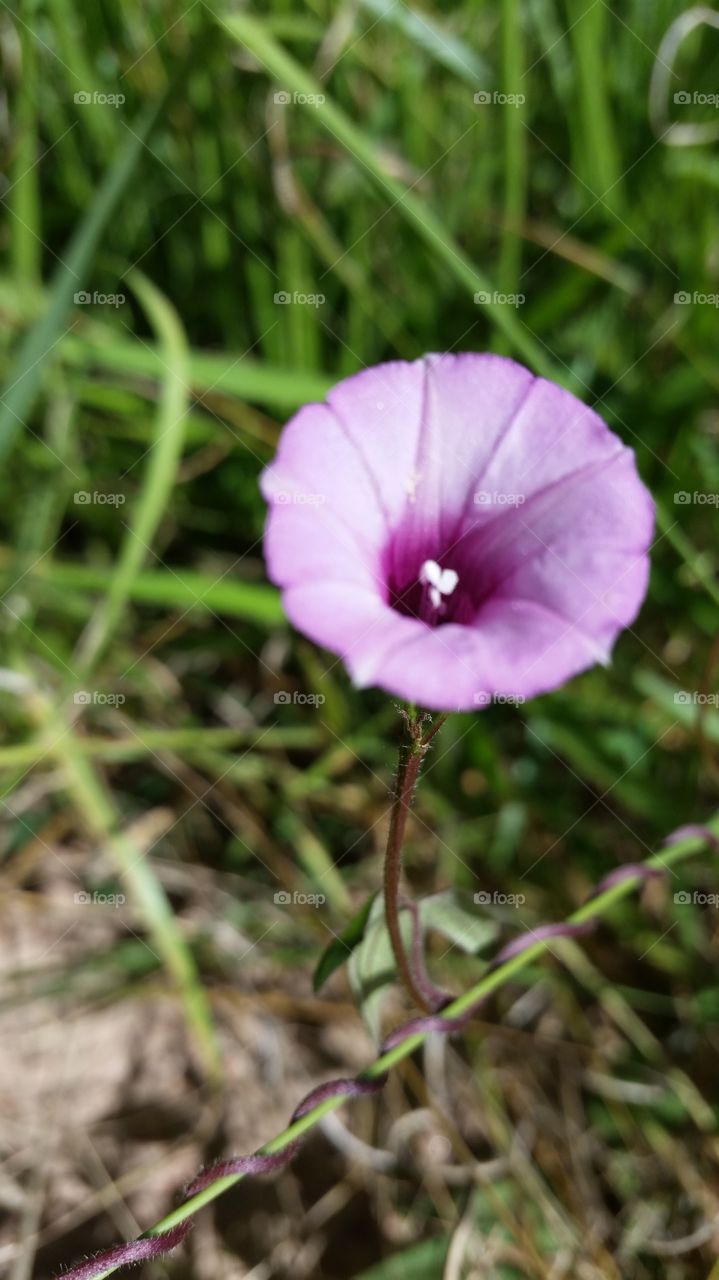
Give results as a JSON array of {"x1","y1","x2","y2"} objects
[{"x1": 2, "y1": 2, "x2": 719, "y2": 1277}]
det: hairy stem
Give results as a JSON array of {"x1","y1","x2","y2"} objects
[{"x1": 383, "y1": 710, "x2": 446, "y2": 1011}]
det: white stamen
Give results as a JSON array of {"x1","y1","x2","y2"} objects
[
  {"x1": 420, "y1": 559, "x2": 459, "y2": 611},
  {"x1": 420, "y1": 559, "x2": 442, "y2": 589}
]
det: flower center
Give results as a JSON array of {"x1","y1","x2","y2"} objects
[
  {"x1": 419, "y1": 559, "x2": 459, "y2": 615},
  {"x1": 387, "y1": 546, "x2": 472, "y2": 627}
]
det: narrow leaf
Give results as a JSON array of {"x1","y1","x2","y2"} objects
[{"x1": 313, "y1": 892, "x2": 378, "y2": 991}]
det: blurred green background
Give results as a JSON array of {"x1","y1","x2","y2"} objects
[{"x1": 2, "y1": 2, "x2": 719, "y2": 1277}]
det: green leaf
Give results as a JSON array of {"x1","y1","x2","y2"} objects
[
  {"x1": 348, "y1": 892, "x2": 497, "y2": 1042},
  {"x1": 419, "y1": 891, "x2": 499, "y2": 953},
  {"x1": 313, "y1": 892, "x2": 377, "y2": 992},
  {"x1": 348, "y1": 894, "x2": 409, "y2": 1043}
]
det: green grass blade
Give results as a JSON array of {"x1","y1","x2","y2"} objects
[
  {"x1": 216, "y1": 11, "x2": 563, "y2": 383},
  {"x1": 60, "y1": 331, "x2": 332, "y2": 410},
  {"x1": 0, "y1": 555, "x2": 283, "y2": 625},
  {"x1": 358, "y1": 0, "x2": 490, "y2": 86},
  {"x1": 10, "y1": 24, "x2": 41, "y2": 285},
  {"x1": 0, "y1": 100, "x2": 163, "y2": 460},
  {"x1": 75, "y1": 270, "x2": 190, "y2": 672},
  {"x1": 566, "y1": 0, "x2": 621, "y2": 211},
  {"x1": 498, "y1": 0, "x2": 527, "y2": 295},
  {"x1": 656, "y1": 499, "x2": 719, "y2": 611}
]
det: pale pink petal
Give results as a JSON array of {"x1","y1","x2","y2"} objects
[{"x1": 261, "y1": 354, "x2": 654, "y2": 711}]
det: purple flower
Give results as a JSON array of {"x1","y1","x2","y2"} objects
[{"x1": 260, "y1": 354, "x2": 654, "y2": 711}]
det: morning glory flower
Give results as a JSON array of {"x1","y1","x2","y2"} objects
[{"x1": 261, "y1": 354, "x2": 654, "y2": 711}]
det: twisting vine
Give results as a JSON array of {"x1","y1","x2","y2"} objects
[{"x1": 57, "y1": 820, "x2": 719, "y2": 1280}]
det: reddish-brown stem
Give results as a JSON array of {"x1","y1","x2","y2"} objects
[
  {"x1": 421, "y1": 712, "x2": 448, "y2": 747},
  {"x1": 383, "y1": 709, "x2": 443, "y2": 1012}
]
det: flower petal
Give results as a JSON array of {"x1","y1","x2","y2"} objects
[{"x1": 260, "y1": 402, "x2": 386, "y2": 590}]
